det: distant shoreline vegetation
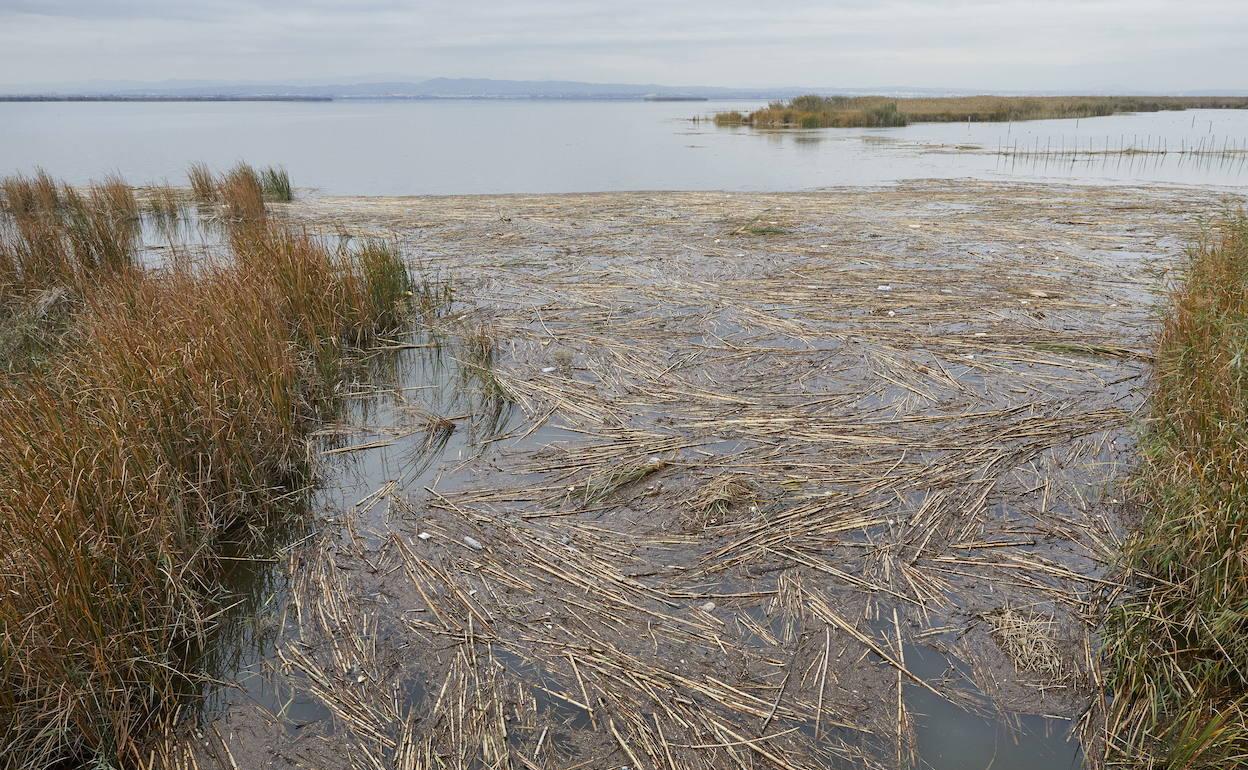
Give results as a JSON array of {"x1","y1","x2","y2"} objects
[{"x1": 711, "y1": 95, "x2": 1248, "y2": 129}]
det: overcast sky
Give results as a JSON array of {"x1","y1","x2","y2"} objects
[{"x1": 1, "y1": 0, "x2": 1245, "y2": 91}]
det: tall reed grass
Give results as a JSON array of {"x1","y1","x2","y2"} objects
[
  {"x1": 187, "y1": 162, "x2": 218, "y2": 204},
  {"x1": 0, "y1": 171, "x2": 418, "y2": 767},
  {"x1": 1104, "y1": 215, "x2": 1248, "y2": 768},
  {"x1": 219, "y1": 163, "x2": 267, "y2": 223},
  {"x1": 188, "y1": 162, "x2": 293, "y2": 215},
  {"x1": 261, "y1": 165, "x2": 293, "y2": 202},
  {"x1": 0, "y1": 171, "x2": 139, "y2": 298}
]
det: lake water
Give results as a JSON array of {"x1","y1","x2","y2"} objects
[{"x1": 2, "y1": 99, "x2": 1246, "y2": 194}]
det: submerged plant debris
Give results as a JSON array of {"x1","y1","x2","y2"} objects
[{"x1": 72, "y1": 182, "x2": 1244, "y2": 769}]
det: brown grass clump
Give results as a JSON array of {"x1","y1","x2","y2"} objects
[
  {"x1": 1104, "y1": 215, "x2": 1248, "y2": 768},
  {"x1": 0, "y1": 172, "x2": 139, "y2": 297},
  {"x1": 187, "y1": 161, "x2": 218, "y2": 203},
  {"x1": 220, "y1": 163, "x2": 267, "y2": 224},
  {"x1": 0, "y1": 171, "x2": 418, "y2": 767},
  {"x1": 0, "y1": 167, "x2": 61, "y2": 216},
  {"x1": 719, "y1": 94, "x2": 1248, "y2": 129}
]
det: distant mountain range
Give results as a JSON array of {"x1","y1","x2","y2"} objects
[
  {"x1": 4, "y1": 77, "x2": 1246, "y2": 101},
  {"x1": 1, "y1": 77, "x2": 819, "y2": 100}
]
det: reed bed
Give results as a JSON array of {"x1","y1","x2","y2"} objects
[
  {"x1": 1103, "y1": 215, "x2": 1248, "y2": 768},
  {"x1": 714, "y1": 95, "x2": 1248, "y2": 129},
  {"x1": 0, "y1": 171, "x2": 418, "y2": 767},
  {"x1": 178, "y1": 183, "x2": 1227, "y2": 768},
  {"x1": 0, "y1": 170, "x2": 140, "y2": 297}
]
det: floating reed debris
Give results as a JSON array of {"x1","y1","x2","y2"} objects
[
  {"x1": 0, "y1": 170, "x2": 417, "y2": 767},
  {"x1": 1103, "y1": 214, "x2": 1248, "y2": 768},
  {"x1": 713, "y1": 94, "x2": 1248, "y2": 129},
  {"x1": 683, "y1": 473, "x2": 758, "y2": 530},
  {"x1": 191, "y1": 183, "x2": 1222, "y2": 769},
  {"x1": 984, "y1": 606, "x2": 1064, "y2": 680}
]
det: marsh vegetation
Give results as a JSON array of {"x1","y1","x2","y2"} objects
[
  {"x1": 1104, "y1": 215, "x2": 1248, "y2": 768},
  {"x1": 713, "y1": 94, "x2": 1248, "y2": 129},
  {"x1": 0, "y1": 165, "x2": 425, "y2": 767}
]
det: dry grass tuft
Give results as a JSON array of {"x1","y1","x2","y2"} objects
[
  {"x1": 187, "y1": 162, "x2": 218, "y2": 203},
  {"x1": 220, "y1": 163, "x2": 267, "y2": 224},
  {"x1": 0, "y1": 172, "x2": 139, "y2": 298}
]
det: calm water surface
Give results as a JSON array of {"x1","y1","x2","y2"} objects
[{"x1": 1, "y1": 99, "x2": 1246, "y2": 193}]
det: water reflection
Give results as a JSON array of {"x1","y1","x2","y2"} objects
[{"x1": 905, "y1": 642, "x2": 1083, "y2": 770}]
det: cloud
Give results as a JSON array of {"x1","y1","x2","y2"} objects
[{"x1": 1, "y1": 0, "x2": 1244, "y2": 90}]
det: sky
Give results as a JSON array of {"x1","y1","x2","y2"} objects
[{"x1": 1, "y1": 0, "x2": 1245, "y2": 92}]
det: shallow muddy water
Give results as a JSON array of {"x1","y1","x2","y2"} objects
[
  {"x1": 1, "y1": 99, "x2": 1246, "y2": 194},
  {"x1": 198, "y1": 328, "x2": 1085, "y2": 770},
  {"x1": 153, "y1": 183, "x2": 1242, "y2": 770}
]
